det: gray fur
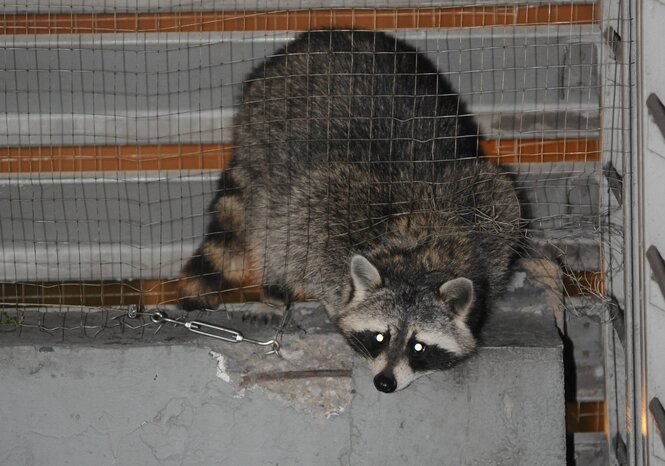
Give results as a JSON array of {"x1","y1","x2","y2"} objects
[{"x1": 179, "y1": 30, "x2": 524, "y2": 391}]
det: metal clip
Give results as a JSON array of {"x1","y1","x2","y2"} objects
[
  {"x1": 649, "y1": 397, "x2": 665, "y2": 449},
  {"x1": 131, "y1": 309, "x2": 280, "y2": 355}
]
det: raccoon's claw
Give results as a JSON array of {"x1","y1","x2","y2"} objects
[
  {"x1": 241, "y1": 311, "x2": 283, "y2": 327},
  {"x1": 176, "y1": 292, "x2": 226, "y2": 312},
  {"x1": 239, "y1": 302, "x2": 286, "y2": 327},
  {"x1": 178, "y1": 296, "x2": 207, "y2": 312}
]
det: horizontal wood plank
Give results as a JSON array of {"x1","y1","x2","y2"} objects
[
  {"x1": 0, "y1": 280, "x2": 261, "y2": 308},
  {"x1": 1, "y1": 269, "x2": 604, "y2": 307},
  {"x1": 0, "y1": 139, "x2": 600, "y2": 173},
  {"x1": 2, "y1": 5, "x2": 598, "y2": 34}
]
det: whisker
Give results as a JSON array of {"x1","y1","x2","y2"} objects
[{"x1": 347, "y1": 333, "x2": 373, "y2": 359}]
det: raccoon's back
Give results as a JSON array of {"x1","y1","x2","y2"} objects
[
  {"x1": 249, "y1": 159, "x2": 522, "y2": 298},
  {"x1": 231, "y1": 30, "x2": 482, "y2": 189}
]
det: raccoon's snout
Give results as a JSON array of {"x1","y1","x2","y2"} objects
[{"x1": 374, "y1": 372, "x2": 397, "y2": 393}]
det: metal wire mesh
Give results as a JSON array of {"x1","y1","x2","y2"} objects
[{"x1": 0, "y1": 2, "x2": 620, "y2": 344}]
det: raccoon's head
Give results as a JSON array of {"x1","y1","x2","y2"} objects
[{"x1": 335, "y1": 255, "x2": 477, "y2": 393}]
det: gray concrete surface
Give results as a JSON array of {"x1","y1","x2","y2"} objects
[{"x1": 0, "y1": 260, "x2": 565, "y2": 465}]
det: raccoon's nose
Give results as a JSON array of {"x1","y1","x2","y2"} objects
[{"x1": 374, "y1": 373, "x2": 397, "y2": 393}]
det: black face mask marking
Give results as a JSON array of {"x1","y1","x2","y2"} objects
[
  {"x1": 346, "y1": 330, "x2": 391, "y2": 359},
  {"x1": 407, "y1": 336, "x2": 459, "y2": 371}
]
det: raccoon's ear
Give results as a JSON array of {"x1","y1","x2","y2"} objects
[
  {"x1": 350, "y1": 255, "x2": 382, "y2": 296},
  {"x1": 439, "y1": 277, "x2": 474, "y2": 318}
]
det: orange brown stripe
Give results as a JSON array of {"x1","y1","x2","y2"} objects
[
  {"x1": 0, "y1": 280, "x2": 262, "y2": 307},
  {"x1": 1, "y1": 268, "x2": 603, "y2": 307},
  {"x1": 566, "y1": 401, "x2": 606, "y2": 433},
  {"x1": 563, "y1": 271, "x2": 605, "y2": 298},
  {"x1": 2, "y1": 6, "x2": 598, "y2": 34},
  {"x1": 482, "y1": 139, "x2": 601, "y2": 164},
  {"x1": 0, "y1": 144, "x2": 233, "y2": 172},
  {"x1": 0, "y1": 139, "x2": 600, "y2": 173}
]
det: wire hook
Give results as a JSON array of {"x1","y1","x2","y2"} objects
[{"x1": 129, "y1": 308, "x2": 280, "y2": 355}]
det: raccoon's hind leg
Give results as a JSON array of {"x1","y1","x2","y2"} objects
[{"x1": 178, "y1": 171, "x2": 252, "y2": 311}]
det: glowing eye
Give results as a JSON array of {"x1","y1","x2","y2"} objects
[
  {"x1": 375, "y1": 333, "x2": 385, "y2": 343},
  {"x1": 413, "y1": 342, "x2": 425, "y2": 352}
]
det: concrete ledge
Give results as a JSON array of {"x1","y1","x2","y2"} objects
[{"x1": 0, "y1": 259, "x2": 565, "y2": 465}]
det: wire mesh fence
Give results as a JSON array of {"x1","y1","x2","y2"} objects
[{"x1": 0, "y1": 2, "x2": 620, "y2": 344}]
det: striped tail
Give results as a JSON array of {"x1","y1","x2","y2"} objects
[{"x1": 178, "y1": 170, "x2": 253, "y2": 310}]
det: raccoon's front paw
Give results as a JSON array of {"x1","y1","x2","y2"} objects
[
  {"x1": 177, "y1": 291, "x2": 224, "y2": 312},
  {"x1": 177, "y1": 253, "x2": 231, "y2": 311},
  {"x1": 240, "y1": 303, "x2": 286, "y2": 327},
  {"x1": 177, "y1": 275, "x2": 226, "y2": 311}
]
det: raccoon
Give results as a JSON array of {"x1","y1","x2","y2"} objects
[{"x1": 179, "y1": 30, "x2": 524, "y2": 392}]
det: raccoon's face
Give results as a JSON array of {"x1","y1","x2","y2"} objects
[{"x1": 335, "y1": 255, "x2": 477, "y2": 393}]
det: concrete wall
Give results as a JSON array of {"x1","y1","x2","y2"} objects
[{"x1": 0, "y1": 260, "x2": 566, "y2": 466}]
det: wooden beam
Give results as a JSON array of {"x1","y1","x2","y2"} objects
[
  {"x1": 2, "y1": 6, "x2": 599, "y2": 34},
  {"x1": 0, "y1": 139, "x2": 600, "y2": 173}
]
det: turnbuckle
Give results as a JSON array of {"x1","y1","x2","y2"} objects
[{"x1": 128, "y1": 306, "x2": 281, "y2": 355}]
